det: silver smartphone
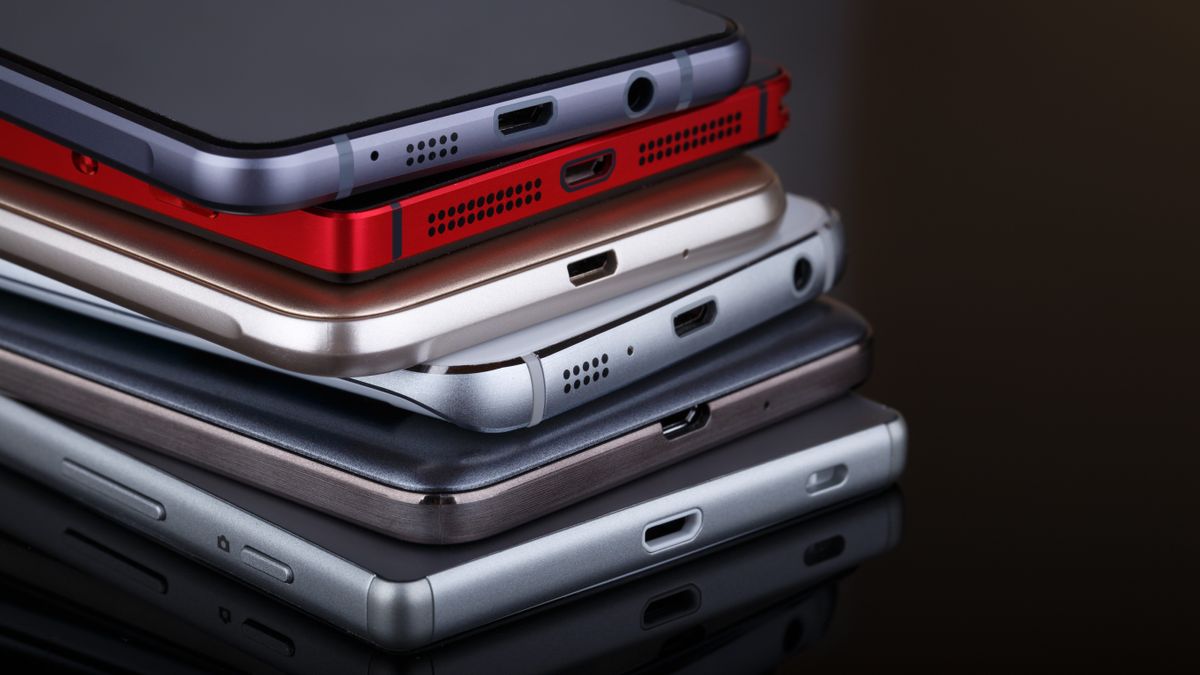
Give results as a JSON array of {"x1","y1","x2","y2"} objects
[
  {"x1": 0, "y1": 155, "x2": 783, "y2": 377},
  {"x1": 0, "y1": 1, "x2": 748, "y2": 213},
  {"x1": 0, "y1": 467, "x2": 901, "y2": 669},
  {"x1": 0, "y1": 192, "x2": 841, "y2": 431},
  {"x1": 0, "y1": 394, "x2": 907, "y2": 651}
]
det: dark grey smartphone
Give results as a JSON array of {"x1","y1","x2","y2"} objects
[
  {"x1": 0, "y1": 392, "x2": 906, "y2": 650},
  {"x1": 0, "y1": 464, "x2": 902, "y2": 670},
  {"x1": 0, "y1": 0, "x2": 748, "y2": 212},
  {"x1": 0, "y1": 290, "x2": 871, "y2": 543}
]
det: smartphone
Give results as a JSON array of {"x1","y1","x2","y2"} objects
[
  {"x1": 0, "y1": 64, "x2": 790, "y2": 281},
  {"x1": 0, "y1": 290, "x2": 870, "y2": 542},
  {"x1": 0, "y1": 467, "x2": 901, "y2": 669},
  {"x1": 0, "y1": 155, "x2": 782, "y2": 377},
  {"x1": 0, "y1": 394, "x2": 907, "y2": 650},
  {"x1": 0, "y1": 192, "x2": 841, "y2": 431},
  {"x1": 0, "y1": 1, "x2": 750, "y2": 213}
]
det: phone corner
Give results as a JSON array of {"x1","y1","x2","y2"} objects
[
  {"x1": 818, "y1": 205, "x2": 848, "y2": 290},
  {"x1": 884, "y1": 413, "x2": 909, "y2": 483},
  {"x1": 365, "y1": 576, "x2": 436, "y2": 652}
]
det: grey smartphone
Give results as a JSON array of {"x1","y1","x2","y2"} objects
[
  {"x1": 0, "y1": 394, "x2": 907, "y2": 651},
  {"x1": 0, "y1": 155, "x2": 784, "y2": 377},
  {"x1": 0, "y1": 466, "x2": 901, "y2": 670},
  {"x1": 0, "y1": 191, "x2": 841, "y2": 431},
  {"x1": 0, "y1": 287, "x2": 870, "y2": 543},
  {"x1": 0, "y1": 1, "x2": 748, "y2": 213}
]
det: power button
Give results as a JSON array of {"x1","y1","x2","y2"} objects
[{"x1": 240, "y1": 546, "x2": 294, "y2": 584}]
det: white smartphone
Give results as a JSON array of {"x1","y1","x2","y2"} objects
[{"x1": 0, "y1": 394, "x2": 906, "y2": 651}]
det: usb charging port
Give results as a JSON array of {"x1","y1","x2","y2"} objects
[
  {"x1": 642, "y1": 509, "x2": 703, "y2": 553},
  {"x1": 562, "y1": 150, "x2": 615, "y2": 190},
  {"x1": 660, "y1": 404, "x2": 711, "y2": 440},
  {"x1": 498, "y1": 101, "x2": 554, "y2": 135},
  {"x1": 567, "y1": 250, "x2": 617, "y2": 286},
  {"x1": 672, "y1": 300, "x2": 717, "y2": 337}
]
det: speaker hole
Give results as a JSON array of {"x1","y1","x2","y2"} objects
[{"x1": 370, "y1": 150, "x2": 379, "y2": 161}]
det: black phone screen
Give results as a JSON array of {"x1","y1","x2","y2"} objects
[{"x1": 0, "y1": 0, "x2": 733, "y2": 147}]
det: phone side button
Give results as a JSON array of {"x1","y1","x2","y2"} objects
[
  {"x1": 62, "y1": 460, "x2": 166, "y2": 521},
  {"x1": 241, "y1": 546, "x2": 294, "y2": 584}
]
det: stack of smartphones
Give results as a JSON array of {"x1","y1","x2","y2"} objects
[{"x1": 0, "y1": 0, "x2": 905, "y2": 656}]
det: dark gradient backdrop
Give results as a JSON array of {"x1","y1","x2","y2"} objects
[
  {"x1": 695, "y1": 0, "x2": 1200, "y2": 670},
  {"x1": 1, "y1": 2, "x2": 1197, "y2": 672}
]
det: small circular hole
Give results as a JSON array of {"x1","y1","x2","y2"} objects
[
  {"x1": 627, "y1": 346, "x2": 634, "y2": 356},
  {"x1": 564, "y1": 384, "x2": 571, "y2": 394},
  {"x1": 71, "y1": 152, "x2": 99, "y2": 176},
  {"x1": 370, "y1": 150, "x2": 379, "y2": 161},
  {"x1": 627, "y1": 76, "x2": 654, "y2": 113},
  {"x1": 793, "y1": 258, "x2": 814, "y2": 291}
]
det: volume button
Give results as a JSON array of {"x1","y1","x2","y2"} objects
[
  {"x1": 62, "y1": 460, "x2": 166, "y2": 521},
  {"x1": 241, "y1": 546, "x2": 294, "y2": 584}
]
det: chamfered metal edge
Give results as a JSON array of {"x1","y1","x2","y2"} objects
[
  {"x1": 365, "y1": 577, "x2": 435, "y2": 652},
  {"x1": 0, "y1": 155, "x2": 785, "y2": 377},
  {"x1": 0, "y1": 36, "x2": 748, "y2": 213}
]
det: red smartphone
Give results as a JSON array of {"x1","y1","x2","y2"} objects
[{"x1": 0, "y1": 64, "x2": 789, "y2": 282}]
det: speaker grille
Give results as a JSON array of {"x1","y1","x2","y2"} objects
[
  {"x1": 404, "y1": 131, "x2": 460, "y2": 168},
  {"x1": 637, "y1": 112, "x2": 743, "y2": 166},
  {"x1": 425, "y1": 178, "x2": 543, "y2": 238},
  {"x1": 561, "y1": 353, "x2": 611, "y2": 394}
]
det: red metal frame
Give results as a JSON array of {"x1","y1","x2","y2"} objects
[{"x1": 0, "y1": 70, "x2": 790, "y2": 281}]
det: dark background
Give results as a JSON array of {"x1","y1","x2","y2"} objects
[
  {"x1": 695, "y1": 0, "x2": 1200, "y2": 669},
  {"x1": 4, "y1": 1, "x2": 1199, "y2": 672}
]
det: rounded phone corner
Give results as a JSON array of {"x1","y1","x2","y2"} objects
[
  {"x1": 365, "y1": 576, "x2": 435, "y2": 652},
  {"x1": 884, "y1": 413, "x2": 909, "y2": 483}
]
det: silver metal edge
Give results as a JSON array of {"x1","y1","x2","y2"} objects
[
  {"x1": 0, "y1": 160, "x2": 781, "y2": 377},
  {"x1": 422, "y1": 416, "x2": 899, "y2": 640},
  {"x1": 0, "y1": 396, "x2": 388, "y2": 644},
  {"x1": 0, "y1": 40, "x2": 747, "y2": 213}
]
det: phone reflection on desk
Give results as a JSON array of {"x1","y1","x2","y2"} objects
[{"x1": 0, "y1": 467, "x2": 902, "y2": 674}]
